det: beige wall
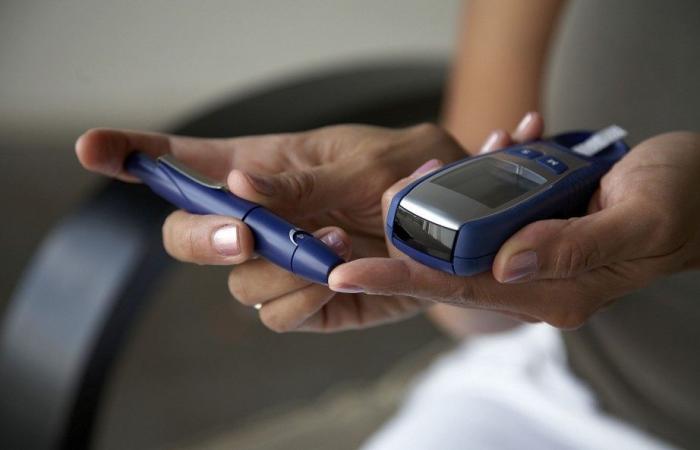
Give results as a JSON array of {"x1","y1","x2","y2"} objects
[{"x1": 1, "y1": 0, "x2": 458, "y2": 145}]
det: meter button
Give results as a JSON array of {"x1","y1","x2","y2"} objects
[
  {"x1": 536, "y1": 155, "x2": 567, "y2": 174},
  {"x1": 506, "y1": 147, "x2": 542, "y2": 159}
]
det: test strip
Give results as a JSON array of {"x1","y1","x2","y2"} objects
[{"x1": 572, "y1": 125, "x2": 628, "y2": 157}]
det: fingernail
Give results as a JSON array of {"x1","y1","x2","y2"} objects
[
  {"x1": 320, "y1": 230, "x2": 347, "y2": 255},
  {"x1": 212, "y1": 225, "x2": 240, "y2": 256},
  {"x1": 515, "y1": 112, "x2": 536, "y2": 135},
  {"x1": 502, "y1": 250, "x2": 538, "y2": 283},
  {"x1": 411, "y1": 159, "x2": 441, "y2": 177},
  {"x1": 332, "y1": 284, "x2": 364, "y2": 294},
  {"x1": 246, "y1": 173, "x2": 275, "y2": 196},
  {"x1": 480, "y1": 130, "x2": 503, "y2": 154}
]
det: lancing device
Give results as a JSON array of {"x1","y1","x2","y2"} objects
[
  {"x1": 386, "y1": 127, "x2": 629, "y2": 276},
  {"x1": 125, "y1": 152, "x2": 343, "y2": 284}
]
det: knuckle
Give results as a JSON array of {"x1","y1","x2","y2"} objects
[
  {"x1": 649, "y1": 210, "x2": 687, "y2": 255},
  {"x1": 410, "y1": 122, "x2": 443, "y2": 139},
  {"x1": 184, "y1": 226, "x2": 200, "y2": 261},
  {"x1": 259, "y1": 310, "x2": 293, "y2": 333},
  {"x1": 358, "y1": 164, "x2": 407, "y2": 202},
  {"x1": 410, "y1": 122, "x2": 454, "y2": 148},
  {"x1": 373, "y1": 164, "x2": 401, "y2": 189},
  {"x1": 280, "y1": 132, "x2": 304, "y2": 149},
  {"x1": 552, "y1": 237, "x2": 595, "y2": 278},
  {"x1": 162, "y1": 213, "x2": 202, "y2": 261},
  {"x1": 445, "y1": 279, "x2": 475, "y2": 306},
  {"x1": 377, "y1": 260, "x2": 415, "y2": 297},
  {"x1": 542, "y1": 288, "x2": 593, "y2": 329},
  {"x1": 545, "y1": 308, "x2": 589, "y2": 330},
  {"x1": 228, "y1": 271, "x2": 253, "y2": 304},
  {"x1": 285, "y1": 170, "x2": 317, "y2": 202}
]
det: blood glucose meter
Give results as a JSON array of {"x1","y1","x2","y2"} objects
[
  {"x1": 386, "y1": 127, "x2": 629, "y2": 276},
  {"x1": 125, "y1": 152, "x2": 343, "y2": 284}
]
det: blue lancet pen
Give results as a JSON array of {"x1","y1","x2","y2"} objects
[{"x1": 125, "y1": 152, "x2": 343, "y2": 284}]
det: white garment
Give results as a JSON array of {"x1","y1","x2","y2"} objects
[{"x1": 362, "y1": 324, "x2": 675, "y2": 450}]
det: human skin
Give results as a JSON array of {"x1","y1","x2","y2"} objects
[
  {"x1": 76, "y1": 123, "x2": 700, "y2": 332},
  {"x1": 429, "y1": 0, "x2": 568, "y2": 336},
  {"x1": 329, "y1": 131, "x2": 700, "y2": 329},
  {"x1": 75, "y1": 0, "x2": 699, "y2": 333},
  {"x1": 76, "y1": 117, "x2": 541, "y2": 332},
  {"x1": 75, "y1": 123, "x2": 463, "y2": 331},
  {"x1": 76, "y1": 0, "x2": 566, "y2": 336}
]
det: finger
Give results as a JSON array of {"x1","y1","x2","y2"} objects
[
  {"x1": 75, "y1": 128, "x2": 240, "y2": 182},
  {"x1": 229, "y1": 226, "x2": 351, "y2": 305},
  {"x1": 328, "y1": 256, "x2": 590, "y2": 328},
  {"x1": 479, "y1": 129, "x2": 512, "y2": 154},
  {"x1": 329, "y1": 257, "x2": 527, "y2": 315},
  {"x1": 492, "y1": 201, "x2": 659, "y2": 283},
  {"x1": 297, "y1": 292, "x2": 429, "y2": 333},
  {"x1": 478, "y1": 112, "x2": 544, "y2": 154},
  {"x1": 257, "y1": 284, "x2": 336, "y2": 333},
  {"x1": 329, "y1": 257, "x2": 467, "y2": 302},
  {"x1": 162, "y1": 210, "x2": 254, "y2": 265},
  {"x1": 227, "y1": 161, "x2": 368, "y2": 218},
  {"x1": 511, "y1": 111, "x2": 544, "y2": 143}
]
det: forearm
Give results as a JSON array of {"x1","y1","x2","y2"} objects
[
  {"x1": 429, "y1": 0, "x2": 566, "y2": 337},
  {"x1": 442, "y1": 0, "x2": 566, "y2": 151}
]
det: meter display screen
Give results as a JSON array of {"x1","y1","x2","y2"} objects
[{"x1": 432, "y1": 158, "x2": 541, "y2": 208}]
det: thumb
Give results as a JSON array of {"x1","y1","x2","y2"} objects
[
  {"x1": 493, "y1": 203, "x2": 655, "y2": 283},
  {"x1": 227, "y1": 162, "x2": 357, "y2": 218}
]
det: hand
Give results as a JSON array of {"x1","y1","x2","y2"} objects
[
  {"x1": 209, "y1": 113, "x2": 541, "y2": 332},
  {"x1": 329, "y1": 130, "x2": 700, "y2": 328},
  {"x1": 76, "y1": 123, "x2": 467, "y2": 331}
]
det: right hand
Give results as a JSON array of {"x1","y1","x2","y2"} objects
[{"x1": 76, "y1": 123, "x2": 469, "y2": 331}]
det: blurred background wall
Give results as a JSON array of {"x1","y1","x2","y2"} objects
[
  {"x1": 0, "y1": 0, "x2": 460, "y2": 306},
  {"x1": 0, "y1": 2, "x2": 459, "y2": 449}
]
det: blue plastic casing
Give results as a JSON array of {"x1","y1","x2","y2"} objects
[
  {"x1": 386, "y1": 131, "x2": 629, "y2": 276},
  {"x1": 124, "y1": 153, "x2": 343, "y2": 284}
]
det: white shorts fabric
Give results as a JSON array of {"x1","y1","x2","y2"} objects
[{"x1": 362, "y1": 324, "x2": 675, "y2": 450}]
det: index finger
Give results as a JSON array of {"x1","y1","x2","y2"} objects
[{"x1": 75, "y1": 128, "x2": 237, "y2": 182}]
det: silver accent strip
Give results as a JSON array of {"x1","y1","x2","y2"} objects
[
  {"x1": 158, "y1": 154, "x2": 225, "y2": 189},
  {"x1": 399, "y1": 196, "x2": 462, "y2": 230}
]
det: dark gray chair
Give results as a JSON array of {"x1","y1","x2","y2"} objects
[{"x1": 0, "y1": 62, "x2": 446, "y2": 450}]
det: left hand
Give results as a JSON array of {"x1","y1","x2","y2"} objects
[
  {"x1": 329, "y1": 130, "x2": 700, "y2": 328},
  {"x1": 75, "y1": 122, "x2": 474, "y2": 332}
]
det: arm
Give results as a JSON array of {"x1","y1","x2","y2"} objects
[
  {"x1": 429, "y1": 0, "x2": 566, "y2": 338},
  {"x1": 75, "y1": 3, "x2": 568, "y2": 336},
  {"x1": 443, "y1": 0, "x2": 566, "y2": 150}
]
